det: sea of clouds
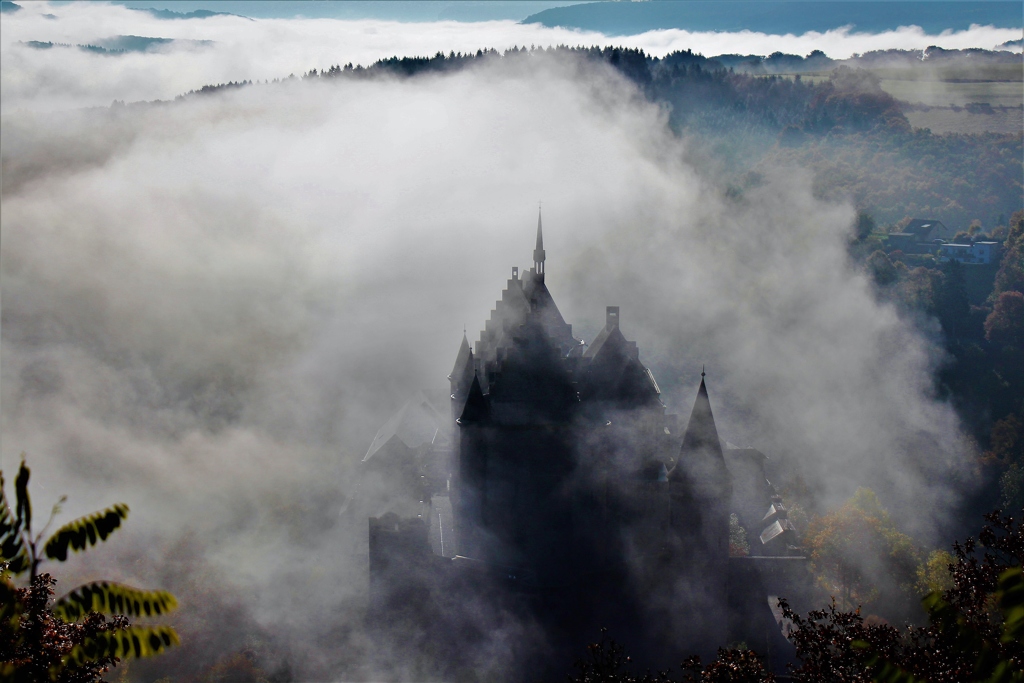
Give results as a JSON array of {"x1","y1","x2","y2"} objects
[{"x1": 1, "y1": 0, "x2": 1021, "y2": 113}]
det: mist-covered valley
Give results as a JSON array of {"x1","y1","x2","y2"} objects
[{"x1": 2, "y1": 3, "x2": 1022, "y2": 682}]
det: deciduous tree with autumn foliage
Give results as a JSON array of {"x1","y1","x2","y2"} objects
[{"x1": 802, "y1": 488, "x2": 920, "y2": 619}]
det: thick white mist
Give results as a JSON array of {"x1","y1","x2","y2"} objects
[{"x1": 1, "y1": 50, "x2": 974, "y2": 678}]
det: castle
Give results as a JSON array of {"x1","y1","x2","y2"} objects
[{"x1": 363, "y1": 214, "x2": 806, "y2": 678}]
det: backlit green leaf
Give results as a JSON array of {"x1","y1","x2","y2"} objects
[
  {"x1": 66, "y1": 625, "x2": 179, "y2": 666},
  {"x1": 14, "y1": 460, "x2": 30, "y2": 533},
  {"x1": 44, "y1": 504, "x2": 128, "y2": 562},
  {"x1": 0, "y1": 473, "x2": 29, "y2": 575},
  {"x1": 55, "y1": 581, "x2": 178, "y2": 621}
]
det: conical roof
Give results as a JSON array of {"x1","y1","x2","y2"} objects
[
  {"x1": 670, "y1": 375, "x2": 727, "y2": 490},
  {"x1": 680, "y1": 377, "x2": 722, "y2": 459},
  {"x1": 449, "y1": 332, "x2": 473, "y2": 382},
  {"x1": 458, "y1": 374, "x2": 490, "y2": 424}
]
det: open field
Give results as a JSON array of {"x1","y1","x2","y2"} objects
[
  {"x1": 765, "y1": 62, "x2": 1023, "y2": 134},
  {"x1": 878, "y1": 67, "x2": 1021, "y2": 133},
  {"x1": 879, "y1": 77, "x2": 1022, "y2": 107},
  {"x1": 903, "y1": 105, "x2": 1022, "y2": 134}
]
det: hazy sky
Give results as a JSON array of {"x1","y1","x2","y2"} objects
[{"x1": 0, "y1": 2, "x2": 996, "y2": 679}]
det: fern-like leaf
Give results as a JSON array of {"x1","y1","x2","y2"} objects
[
  {"x1": 44, "y1": 504, "x2": 129, "y2": 562},
  {"x1": 0, "y1": 473, "x2": 29, "y2": 575},
  {"x1": 14, "y1": 460, "x2": 31, "y2": 532},
  {"x1": 55, "y1": 581, "x2": 178, "y2": 621},
  {"x1": 66, "y1": 625, "x2": 179, "y2": 666}
]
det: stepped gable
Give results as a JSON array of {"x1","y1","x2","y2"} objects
[
  {"x1": 473, "y1": 209, "x2": 582, "y2": 387},
  {"x1": 483, "y1": 312, "x2": 578, "y2": 425},
  {"x1": 475, "y1": 267, "x2": 532, "y2": 368},
  {"x1": 580, "y1": 306, "x2": 662, "y2": 410}
]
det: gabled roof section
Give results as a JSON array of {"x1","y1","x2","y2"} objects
[
  {"x1": 364, "y1": 391, "x2": 445, "y2": 462},
  {"x1": 449, "y1": 332, "x2": 476, "y2": 418},
  {"x1": 670, "y1": 376, "x2": 726, "y2": 485},
  {"x1": 584, "y1": 307, "x2": 635, "y2": 362},
  {"x1": 903, "y1": 218, "x2": 952, "y2": 241},
  {"x1": 521, "y1": 273, "x2": 578, "y2": 355},
  {"x1": 463, "y1": 216, "x2": 582, "y2": 401},
  {"x1": 486, "y1": 314, "x2": 578, "y2": 423},
  {"x1": 476, "y1": 271, "x2": 532, "y2": 365},
  {"x1": 580, "y1": 307, "x2": 660, "y2": 408},
  {"x1": 458, "y1": 374, "x2": 490, "y2": 424},
  {"x1": 584, "y1": 323, "x2": 624, "y2": 361},
  {"x1": 450, "y1": 332, "x2": 473, "y2": 381},
  {"x1": 679, "y1": 377, "x2": 723, "y2": 459}
]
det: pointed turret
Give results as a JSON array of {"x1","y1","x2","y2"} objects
[
  {"x1": 679, "y1": 375, "x2": 723, "y2": 463},
  {"x1": 449, "y1": 332, "x2": 475, "y2": 420},
  {"x1": 449, "y1": 332, "x2": 472, "y2": 381},
  {"x1": 458, "y1": 374, "x2": 490, "y2": 424},
  {"x1": 667, "y1": 370, "x2": 731, "y2": 645},
  {"x1": 671, "y1": 371, "x2": 729, "y2": 494},
  {"x1": 533, "y1": 207, "x2": 546, "y2": 281}
]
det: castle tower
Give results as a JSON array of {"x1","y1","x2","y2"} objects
[
  {"x1": 661, "y1": 370, "x2": 731, "y2": 653},
  {"x1": 670, "y1": 370, "x2": 731, "y2": 558},
  {"x1": 365, "y1": 212, "x2": 812, "y2": 676},
  {"x1": 448, "y1": 331, "x2": 475, "y2": 420}
]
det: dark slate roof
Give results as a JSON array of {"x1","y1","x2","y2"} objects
[
  {"x1": 903, "y1": 219, "x2": 952, "y2": 241},
  {"x1": 474, "y1": 268, "x2": 580, "y2": 375},
  {"x1": 485, "y1": 315, "x2": 578, "y2": 424},
  {"x1": 580, "y1": 307, "x2": 661, "y2": 409},
  {"x1": 449, "y1": 333, "x2": 472, "y2": 382},
  {"x1": 584, "y1": 321, "x2": 629, "y2": 361},
  {"x1": 521, "y1": 271, "x2": 578, "y2": 354},
  {"x1": 458, "y1": 374, "x2": 490, "y2": 424},
  {"x1": 476, "y1": 272, "x2": 531, "y2": 365},
  {"x1": 681, "y1": 378, "x2": 722, "y2": 456},
  {"x1": 670, "y1": 377, "x2": 727, "y2": 487}
]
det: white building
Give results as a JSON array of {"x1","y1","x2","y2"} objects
[{"x1": 938, "y1": 241, "x2": 1002, "y2": 264}]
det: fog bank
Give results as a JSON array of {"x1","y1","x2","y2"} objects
[
  {"x1": 1, "y1": 1, "x2": 1020, "y2": 113},
  {"x1": 1, "y1": 51, "x2": 975, "y2": 679}
]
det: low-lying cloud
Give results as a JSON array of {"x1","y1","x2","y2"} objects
[
  {"x1": 1, "y1": 1, "x2": 1020, "y2": 114},
  {"x1": 1, "y1": 21, "x2": 979, "y2": 681}
]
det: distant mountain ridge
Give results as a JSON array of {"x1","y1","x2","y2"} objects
[
  {"x1": 524, "y1": 1, "x2": 1024, "y2": 35},
  {"x1": 23, "y1": 35, "x2": 214, "y2": 55},
  {"x1": 133, "y1": 7, "x2": 241, "y2": 20}
]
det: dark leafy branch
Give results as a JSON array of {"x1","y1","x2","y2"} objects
[{"x1": 0, "y1": 458, "x2": 180, "y2": 680}]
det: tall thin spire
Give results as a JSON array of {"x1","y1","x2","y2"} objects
[
  {"x1": 533, "y1": 205, "x2": 546, "y2": 281},
  {"x1": 670, "y1": 372, "x2": 726, "y2": 485}
]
